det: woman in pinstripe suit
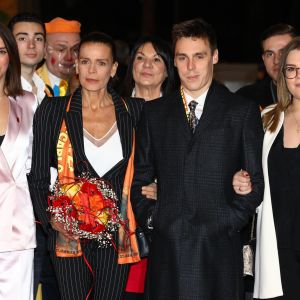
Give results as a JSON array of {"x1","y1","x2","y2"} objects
[{"x1": 28, "y1": 31, "x2": 150, "y2": 300}]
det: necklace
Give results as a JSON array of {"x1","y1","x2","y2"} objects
[
  {"x1": 180, "y1": 86, "x2": 189, "y2": 119},
  {"x1": 291, "y1": 109, "x2": 300, "y2": 134}
]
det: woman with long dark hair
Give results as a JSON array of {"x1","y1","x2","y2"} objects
[
  {"x1": 0, "y1": 23, "x2": 37, "y2": 300},
  {"x1": 122, "y1": 36, "x2": 176, "y2": 100},
  {"x1": 122, "y1": 36, "x2": 176, "y2": 300}
]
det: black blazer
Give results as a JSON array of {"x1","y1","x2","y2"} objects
[
  {"x1": 131, "y1": 81, "x2": 264, "y2": 300},
  {"x1": 28, "y1": 87, "x2": 143, "y2": 250},
  {"x1": 236, "y1": 76, "x2": 276, "y2": 109}
]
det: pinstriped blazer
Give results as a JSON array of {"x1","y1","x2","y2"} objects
[{"x1": 27, "y1": 87, "x2": 144, "y2": 250}]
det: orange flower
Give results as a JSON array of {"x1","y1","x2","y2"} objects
[{"x1": 89, "y1": 194, "x2": 104, "y2": 211}]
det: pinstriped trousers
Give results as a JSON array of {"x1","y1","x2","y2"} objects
[{"x1": 50, "y1": 241, "x2": 129, "y2": 300}]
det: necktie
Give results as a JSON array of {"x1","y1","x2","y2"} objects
[
  {"x1": 188, "y1": 100, "x2": 199, "y2": 133},
  {"x1": 59, "y1": 80, "x2": 68, "y2": 96}
]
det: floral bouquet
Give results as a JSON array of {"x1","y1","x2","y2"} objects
[{"x1": 47, "y1": 173, "x2": 124, "y2": 256}]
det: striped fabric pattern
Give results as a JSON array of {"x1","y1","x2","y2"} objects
[{"x1": 28, "y1": 87, "x2": 144, "y2": 300}]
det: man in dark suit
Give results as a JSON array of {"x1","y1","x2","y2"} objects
[
  {"x1": 131, "y1": 18, "x2": 264, "y2": 300},
  {"x1": 236, "y1": 23, "x2": 296, "y2": 109}
]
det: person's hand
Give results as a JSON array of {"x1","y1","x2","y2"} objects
[
  {"x1": 142, "y1": 182, "x2": 157, "y2": 200},
  {"x1": 232, "y1": 169, "x2": 252, "y2": 195},
  {"x1": 50, "y1": 216, "x2": 79, "y2": 240}
]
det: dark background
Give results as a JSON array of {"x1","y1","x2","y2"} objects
[{"x1": 20, "y1": 0, "x2": 300, "y2": 63}]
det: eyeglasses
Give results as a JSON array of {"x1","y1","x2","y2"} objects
[{"x1": 283, "y1": 66, "x2": 300, "y2": 79}]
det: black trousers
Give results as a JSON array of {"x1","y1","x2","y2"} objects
[{"x1": 50, "y1": 241, "x2": 129, "y2": 300}]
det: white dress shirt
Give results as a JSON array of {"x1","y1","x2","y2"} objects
[
  {"x1": 184, "y1": 89, "x2": 209, "y2": 120},
  {"x1": 47, "y1": 71, "x2": 62, "y2": 88},
  {"x1": 21, "y1": 73, "x2": 46, "y2": 105}
]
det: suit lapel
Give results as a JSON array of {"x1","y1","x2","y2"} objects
[
  {"x1": 0, "y1": 147, "x2": 13, "y2": 182},
  {"x1": 171, "y1": 90, "x2": 193, "y2": 140},
  {"x1": 262, "y1": 111, "x2": 284, "y2": 163},
  {"x1": 64, "y1": 89, "x2": 93, "y2": 176},
  {"x1": 194, "y1": 81, "x2": 227, "y2": 136},
  {"x1": 1, "y1": 98, "x2": 23, "y2": 177},
  {"x1": 111, "y1": 89, "x2": 132, "y2": 161}
]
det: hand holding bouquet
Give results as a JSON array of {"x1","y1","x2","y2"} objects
[{"x1": 48, "y1": 173, "x2": 124, "y2": 255}]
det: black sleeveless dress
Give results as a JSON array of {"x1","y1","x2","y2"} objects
[{"x1": 268, "y1": 127, "x2": 300, "y2": 300}]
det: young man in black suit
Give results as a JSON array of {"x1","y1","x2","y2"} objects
[
  {"x1": 236, "y1": 23, "x2": 296, "y2": 109},
  {"x1": 131, "y1": 18, "x2": 264, "y2": 300}
]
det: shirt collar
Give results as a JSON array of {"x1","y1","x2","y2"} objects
[
  {"x1": 21, "y1": 76, "x2": 32, "y2": 92},
  {"x1": 47, "y1": 70, "x2": 62, "y2": 87},
  {"x1": 21, "y1": 73, "x2": 46, "y2": 105},
  {"x1": 184, "y1": 88, "x2": 209, "y2": 108}
]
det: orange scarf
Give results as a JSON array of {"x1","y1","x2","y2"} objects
[
  {"x1": 56, "y1": 94, "x2": 140, "y2": 262},
  {"x1": 117, "y1": 132, "x2": 141, "y2": 264},
  {"x1": 55, "y1": 94, "x2": 82, "y2": 257}
]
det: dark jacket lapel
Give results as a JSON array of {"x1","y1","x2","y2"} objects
[
  {"x1": 169, "y1": 89, "x2": 193, "y2": 140},
  {"x1": 110, "y1": 87, "x2": 133, "y2": 162},
  {"x1": 64, "y1": 88, "x2": 93, "y2": 176},
  {"x1": 194, "y1": 81, "x2": 228, "y2": 136}
]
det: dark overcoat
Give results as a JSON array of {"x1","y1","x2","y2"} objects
[{"x1": 131, "y1": 81, "x2": 264, "y2": 300}]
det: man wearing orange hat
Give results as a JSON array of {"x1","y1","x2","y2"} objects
[{"x1": 37, "y1": 17, "x2": 81, "y2": 97}]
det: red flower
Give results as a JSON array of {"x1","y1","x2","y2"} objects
[
  {"x1": 81, "y1": 182, "x2": 98, "y2": 194},
  {"x1": 52, "y1": 195, "x2": 71, "y2": 208},
  {"x1": 79, "y1": 222, "x2": 105, "y2": 233}
]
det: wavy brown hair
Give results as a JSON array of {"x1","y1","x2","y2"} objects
[
  {"x1": 262, "y1": 36, "x2": 300, "y2": 132},
  {"x1": 0, "y1": 23, "x2": 23, "y2": 97}
]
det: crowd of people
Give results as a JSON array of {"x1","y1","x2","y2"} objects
[{"x1": 0, "y1": 11, "x2": 299, "y2": 300}]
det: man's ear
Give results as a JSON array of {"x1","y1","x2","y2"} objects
[{"x1": 212, "y1": 49, "x2": 219, "y2": 65}]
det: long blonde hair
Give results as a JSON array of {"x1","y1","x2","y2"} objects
[{"x1": 263, "y1": 36, "x2": 300, "y2": 132}]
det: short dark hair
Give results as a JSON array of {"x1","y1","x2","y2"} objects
[
  {"x1": 172, "y1": 18, "x2": 217, "y2": 53},
  {"x1": 7, "y1": 12, "x2": 45, "y2": 36},
  {"x1": 260, "y1": 23, "x2": 297, "y2": 49},
  {"x1": 79, "y1": 31, "x2": 116, "y2": 62},
  {"x1": 0, "y1": 23, "x2": 23, "y2": 97},
  {"x1": 122, "y1": 36, "x2": 176, "y2": 97}
]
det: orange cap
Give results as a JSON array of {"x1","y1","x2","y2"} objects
[{"x1": 45, "y1": 17, "x2": 81, "y2": 33}]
